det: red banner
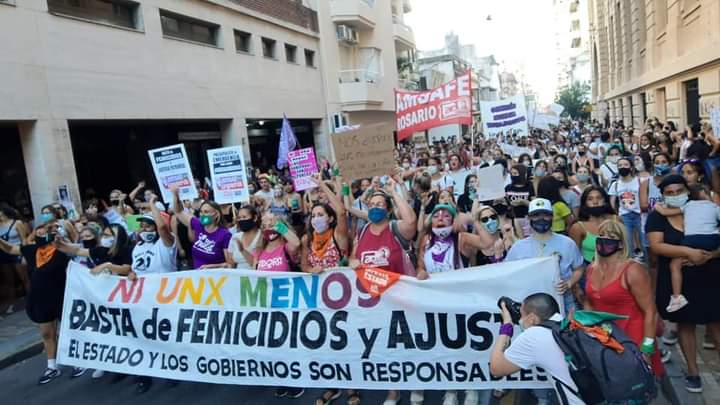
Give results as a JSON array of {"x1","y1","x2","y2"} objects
[{"x1": 395, "y1": 71, "x2": 473, "y2": 141}]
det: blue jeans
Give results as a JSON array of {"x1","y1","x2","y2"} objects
[{"x1": 621, "y1": 212, "x2": 645, "y2": 256}]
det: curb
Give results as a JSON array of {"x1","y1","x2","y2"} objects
[
  {"x1": 662, "y1": 342, "x2": 706, "y2": 405},
  {"x1": 0, "y1": 339, "x2": 43, "y2": 370}
]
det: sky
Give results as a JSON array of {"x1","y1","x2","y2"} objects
[{"x1": 404, "y1": 0, "x2": 559, "y2": 104}]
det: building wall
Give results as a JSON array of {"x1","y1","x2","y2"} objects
[{"x1": 589, "y1": 0, "x2": 720, "y2": 127}]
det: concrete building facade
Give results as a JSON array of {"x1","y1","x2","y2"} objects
[
  {"x1": 554, "y1": 0, "x2": 592, "y2": 91},
  {"x1": 589, "y1": 0, "x2": 720, "y2": 128},
  {"x1": 0, "y1": 0, "x2": 414, "y2": 216}
]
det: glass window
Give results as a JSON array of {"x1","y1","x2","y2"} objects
[
  {"x1": 234, "y1": 30, "x2": 252, "y2": 53},
  {"x1": 160, "y1": 10, "x2": 219, "y2": 46},
  {"x1": 262, "y1": 37, "x2": 276, "y2": 59},
  {"x1": 304, "y1": 49, "x2": 315, "y2": 67},
  {"x1": 47, "y1": 0, "x2": 139, "y2": 29},
  {"x1": 285, "y1": 44, "x2": 297, "y2": 63}
]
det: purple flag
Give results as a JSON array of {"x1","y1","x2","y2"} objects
[{"x1": 277, "y1": 114, "x2": 298, "y2": 169}]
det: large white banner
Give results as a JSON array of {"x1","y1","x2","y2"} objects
[
  {"x1": 480, "y1": 96, "x2": 529, "y2": 137},
  {"x1": 58, "y1": 258, "x2": 561, "y2": 390},
  {"x1": 147, "y1": 144, "x2": 198, "y2": 204},
  {"x1": 207, "y1": 146, "x2": 250, "y2": 204},
  {"x1": 529, "y1": 103, "x2": 565, "y2": 130}
]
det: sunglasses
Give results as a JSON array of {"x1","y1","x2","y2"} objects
[{"x1": 479, "y1": 214, "x2": 498, "y2": 223}]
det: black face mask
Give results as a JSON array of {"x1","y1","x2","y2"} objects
[
  {"x1": 530, "y1": 218, "x2": 552, "y2": 234},
  {"x1": 511, "y1": 175, "x2": 523, "y2": 184},
  {"x1": 586, "y1": 206, "x2": 607, "y2": 217},
  {"x1": 596, "y1": 237, "x2": 622, "y2": 257},
  {"x1": 110, "y1": 200, "x2": 120, "y2": 206},
  {"x1": 492, "y1": 204, "x2": 509, "y2": 216},
  {"x1": 237, "y1": 219, "x2": 256, "y2": 232},
  {"x1": 82, "y1": 239, "x2": 97, "y2": 249},
  {"x1": 618, "y1": 167, "x2": 632, "y2": 177},
  {"x1": 36, "y1": 232, "x2": 55, "y2": 247},
  {"x1": 578, "y1": 151, "x2": 586, "y2": 156}
]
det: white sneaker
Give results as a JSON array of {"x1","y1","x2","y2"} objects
[
  {"x1": 410, "y1": 390, "x2": 424, "y2": 405},
  {"x1": 667, "y1": 295, "x2": 689, "y2": 312},
  {"x1": 463, "y1": 390, "x2": 479, "y2": 405},
  {"x1": 442, "y1": 391, "x2": 459, "y2": 405},
  {"x1": 91, "y1": 369, "x2": 105, "y2": 379}
]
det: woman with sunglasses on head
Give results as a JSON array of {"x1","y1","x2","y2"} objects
[
  {"x1": 171, "y1": 186, "x2": 231, "y2": 269},
  {"x1": 579, "y1": 220, "x2": 664, "y2": 377}
]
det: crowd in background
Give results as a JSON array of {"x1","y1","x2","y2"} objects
[{"x1": 1, "y1": 116, "x2": 720, "y2": 405}]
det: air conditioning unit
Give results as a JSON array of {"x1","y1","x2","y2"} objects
[{"x1": 336, "y1": 25, "x2": 359, "y2": 44}]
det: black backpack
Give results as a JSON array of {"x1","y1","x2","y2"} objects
[{"x1": 540, "y1": 317, "x2": 657, "y2": 405}]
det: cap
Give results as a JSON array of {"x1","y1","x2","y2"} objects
[
  {"x1": 137, "y1": 213, "x2": 156, "y2": 224},
  {"x1": 430, "y1": 203, "x2": 457, "y2": 218},
  {"x1": 528, "y1": 198, "x2": 553, "y2": 215}
]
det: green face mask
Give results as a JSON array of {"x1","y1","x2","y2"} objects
[{"x1": 200, "y1": 214, "x2": 214, "y2": 226}]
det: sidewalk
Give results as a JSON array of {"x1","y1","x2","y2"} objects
[
  {"x1": 0, "y1": 308, "x2": 41, "y2": 370},
  {"x1": 663, "y1": 325, "x2": 720, "y2": 405}
]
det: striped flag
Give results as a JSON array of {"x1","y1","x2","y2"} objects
[{"x1": 276, "y1": 114, "x2": 298, "y2": 169}]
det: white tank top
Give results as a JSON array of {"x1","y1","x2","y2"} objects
[{"x1": 132, "y1": 237, "x2": 177, "y2": 274}]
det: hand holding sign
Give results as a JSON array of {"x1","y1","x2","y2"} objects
[{"x1": 475, "y1": 165, "x2": 506, "y2": 201}]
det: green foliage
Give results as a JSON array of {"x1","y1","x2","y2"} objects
[{"x1": 555, "y1": 82, "x2": 591, "y2": 119}]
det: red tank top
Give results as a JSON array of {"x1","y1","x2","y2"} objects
[
  {"x1": 356, "y1": 223, "x2": 407, "y2": 275},
  {"x1": 585, "y1": 262, "x2": 664, "y2": 376}
]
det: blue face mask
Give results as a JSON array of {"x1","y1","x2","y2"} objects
[
  {"x1": 530, "y1": 218, "x2": 552, "y2": 234},
  {"x1": 654, "y1": 164, "x2": 670, "y2": 176},
  {"x1": 664, "y1": 193, "x2": 688, "y2": 208},
  {"x1": 483, "y1": 218, "x2": 500, "y2": 234},
  {"x1": 576, "y1": 173, "x2": 590, "y2": 183},
  {"x1": 38, "y1": 213, "x2": 55, "y2": 224},
  {"x1": 368, "y1": 207, "x2": 388, "y2": 224}
]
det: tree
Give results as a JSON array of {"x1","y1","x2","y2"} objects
[{"x1": 555, "y1": 82, "x2": 591, "y2": 119}]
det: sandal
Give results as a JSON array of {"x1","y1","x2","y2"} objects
[
  {"x1": 346, "y1": 390, "x2": 361, "y2": 405},
  {"x1": 316, "y1": 389, "x2": 341, "y2": 405}
]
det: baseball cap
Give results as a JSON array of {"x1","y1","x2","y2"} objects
[
  {"x1": 528, "y1": 198, "x2": 553, "y2": 215},
  {"x1": 137, "y1": 213, "x2": 155, "y2": 224},
  {"x1": 430, "y1": 203, "x2": 457, "y2": 218}
]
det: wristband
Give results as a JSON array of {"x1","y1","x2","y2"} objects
[
  {"x1": 499, "y1": 323, "x2": 514, "y2": 338},
  {"x1": 274, "y1": 221, "x2": 289, "y2": 236},
  {"x1": 640, "y1": 338, "x2": 655, "y2": 354}
]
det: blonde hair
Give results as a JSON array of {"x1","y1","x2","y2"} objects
[{"x1": 595, "y1": 219, "x2": 630, "y2": 262}]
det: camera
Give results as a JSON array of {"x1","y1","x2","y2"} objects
[{"x1": 497, "y1": 296, "x2": 522, "y2": 324}]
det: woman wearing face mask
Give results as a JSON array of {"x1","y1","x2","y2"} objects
[
  {"x1": 639, "y1": 133, "x2": 656, "y2": 154},
  {"x1": 505, "y1": 165, "x2": 534, "y2": 237},
  {"x1": 0, "y1": 202, "x2": 30, "y2": 314},
  {"x1": 456, "y1": 175, "x2": 478, "y2": 214},
  {"x1": 40, "y1": 205, "x2": 78, "y2": 243},
  {"x1": 532, "y1": 161, "x2": 548, "y2": 193},
  {"x1": 608, "y1": 157, "x2": 644, "y2": 259},
  {"x1": 518, "y1": 153, "x2": 534, "y2": 173},
  {"x1": 227, "y1": 205, "x2": 261, "y2": 269},
  {"x1": 641, "y1": 152, "x2": 672, "y2": 214},
  {"x1": 634, "y1": 153, "x2": 652, "y2": 179},
  {"x1": 301, "y1": 175, "x2": 349, "y2": 276},
  {"x1": 0, "y1": 213, "x2": 71, "y2": 384},
  {"x1": 172, "y1": 187, "x2": 231, "y2": 269},
  {"x1": 473, "y1": 206, "x2": 516, "y2": 265},
  {"x1": 413, "y1": 204, "x2": 496, "y2": 405},
  {"x1": 254, "y1": 213, "x2": 301, "y2": 273},
  {"x1": 572, "y1": 165, "x2": 593, "y2": 195},
  {"x1": 428, "y1": 157, "x2": 454, "y2": 193},
  {"x1": 56, "y1": 223, "x2": 132, "y2": 279},
  {"x1": 569, "y1": 186, "x2": 618, "y2": 266},
  {"x1": 600, "y1": 145, "x2": 623, "y2": 189},
  {"x1": 269, "y1": 183, "x2": 291, "y2": 222},
  {"x1": 572, "y1": 144, "x2": 595, "y2": 174},
  {"x1": 69, "y1": 224, "x2": 101, "y2": 269},
  {"x1": 285, "y1": 183, "x2": 305, "y2": 235},
  {"x1": 537, "y1": 177, "x2": 574, "y2": 234},
  {"x1": 580, "y1": 220, "x2": 665, "y2": 377},
  {"x1": 552, "y1": 169, "x2": 580, "y2": 217}
]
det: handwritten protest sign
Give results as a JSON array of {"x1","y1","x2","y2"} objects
[
  {"x1": 476, "y1": 164, "x2": 506, "y2": 201},
  {"x1": 288, "y1": 147, "x2": 319, "y2": 191},
  {"x1": 58, "y1": 257, "x2": 560, "y2": 390},
  {"x1": 480, "y1": 96, "x2": 529, "y2": 137},
  {"x1": 148, "y1": 144, "x2": 198, "y2": 203},
  {"x1": 331, "y1": 124, "x2": 396, "y2": 180},
  {"x1": 207, "y1": 146, "x2": 250, "y2": 204}
]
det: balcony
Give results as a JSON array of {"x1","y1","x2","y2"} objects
[
  {"x1": 330, "y1": 0, "x2": 376, "y2": 31},
  {"x1": 338, "y1": 69, "x2": 384, "y2": 110},
  {"x1": 392, "y1": 16, "x2": 415, "y2": 49}
]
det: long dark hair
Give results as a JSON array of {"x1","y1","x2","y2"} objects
[
  {"x1": 537, "y1": 176, "x2": 566, "y2": 205},
  {"x1": 0, "y1": 202, "x2": 18, "y2": 220},
  {"x1": 578, "y1": 186, "x2": 615, "y2": 221},
  {"x1": 237, "y1": 205, "x2": 260, "y2": 229},
  {"x1": 107, "y1": 223, "x2": 130, "y2": 258},
  {"x1": 306, "y1": 203, "x2": 337, "y2": 250},
  {"x1": 462, "y1": 175, "x2": 477, "y2": 197}
]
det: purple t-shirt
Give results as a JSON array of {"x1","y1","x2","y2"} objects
[{"x1": 190, "y1": 217, "x2": 232, "y2": 268}]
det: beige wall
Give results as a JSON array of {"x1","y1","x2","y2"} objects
[{"x1": 589, "y1": 0, "x2": 720, "y2": 126}]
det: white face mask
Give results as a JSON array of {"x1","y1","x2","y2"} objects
[
  {"x1": 431, "y1": 225, "x2": 453, "y2": 239},
  {"x1": 607, "y1": 155, "x2": 620, "y2": 164},
  {"x1": 100, "y1": 236, "x2": 114, "y2": 248},
  {"x1": 311, "y1": 216, "x2": 329, "y2": 233},
  {"x1": 139, "y1": 231, "x2": 156, "y2": 243},
  {"x1": 427, "y1": 165, "x2": 438, "y2": 175}
]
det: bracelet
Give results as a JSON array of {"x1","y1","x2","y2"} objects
[
  {"x1": 640, "y1": 338, "x2": 655, "y2": 354},
  {"x1": 499, "y1": 323, "x2": 514, "y2": 338}
]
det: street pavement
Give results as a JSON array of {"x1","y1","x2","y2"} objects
[{"x1": 0, "y1": 353, "x2": 674, "y2": 405}]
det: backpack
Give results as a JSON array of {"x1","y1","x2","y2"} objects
[
  {"x1": 540, "y1": 314, "x2": 657, "y2": 405},
  {"x1": 359, "y1": 220, "x2": 417, "y2": 276}
]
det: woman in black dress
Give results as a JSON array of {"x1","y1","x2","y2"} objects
[
  {"x1": 0, "y1": 213, "x2": 70, "y2": 385},
  {"x1": 646, "y1": 174, "x2": 720, "y2": 394}
]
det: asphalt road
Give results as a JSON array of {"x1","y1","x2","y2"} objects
[{"x1": 1, "y1": 354, "x2": 673, "y2": 405}]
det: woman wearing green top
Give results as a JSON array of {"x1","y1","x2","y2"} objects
[{"x1": 569, "y1": 186, "x2": 619, "y2": 264}]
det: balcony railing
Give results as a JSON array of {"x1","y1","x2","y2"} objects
[{"x1": 339, "y1": 69, "x2": 381, "y2": 84}]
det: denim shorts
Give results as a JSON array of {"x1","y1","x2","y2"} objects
[{"x1": 682, "y1": 234, "x2": 720, "y2": 252}]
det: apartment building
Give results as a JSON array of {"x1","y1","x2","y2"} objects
[
  {"x1": 589, "y1": 0, "x2": 720, "y2": 128},
  {"x1": 0, "y1": 0, "x2": 414, "y2": 217}
]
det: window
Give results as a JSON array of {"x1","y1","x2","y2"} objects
[
  {"x1": 234, "y1": 30, "x2": 252, "y2": 53},
  {"x1": 160, "y1": 10, "x2": 219, "y2": 46},
  {"x1": 285, "y1": 44, "x2": 297, "y2": 63},
  {"x1": 304, "y1": 49, "x2": 316, "y2": 67},
  {"x1": 261, "y1": 37, "x2": 276, "y2": 59},
  {"x1": 571, "y1": 20, "x2": 580, "y2": 31},
  {"x1": 47, "y1": 0, "x2": 140, "y2": 29},
  {"x1": 571, "y1": 37, "x2": 581, "y2": 48}
]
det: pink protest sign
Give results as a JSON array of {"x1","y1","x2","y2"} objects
[{"x1": 288, "y1": 147, "x2": 318, "y2": 191}]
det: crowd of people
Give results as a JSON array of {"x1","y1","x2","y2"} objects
[{"x1": 1, "y1": 116, "x2": 720, "y2": 405}]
